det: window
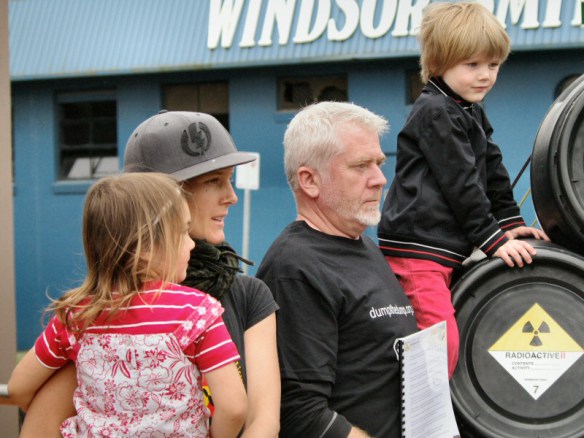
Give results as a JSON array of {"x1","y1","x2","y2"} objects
[
  {"x1": 406, "y1": 70, "x2": 424, "y2": 104},
  {"x1": 163, "y1": 82, "x2": 230, "y2": 129},
  {"x1": 57, "y1": 90, "x2": 118, "y2": 180},
  {"x1": 277, "y1": 75, "x2": 348, "y2": 111}
]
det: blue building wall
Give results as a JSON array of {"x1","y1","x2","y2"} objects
[{"x1": 12, "y1": 50, "x2": 584, "y2": 349}]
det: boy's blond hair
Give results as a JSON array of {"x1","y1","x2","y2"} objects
[{"x1": 418, "y1": 1, "x2": 511, "y2": 83}]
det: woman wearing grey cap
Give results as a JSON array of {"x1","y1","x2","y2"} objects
[{"x1": 20, "y1": 111, "x2": 280, "y2": 438}]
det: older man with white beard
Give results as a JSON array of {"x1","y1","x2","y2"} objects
[{"x1": 257, "y1": 101, "x2": 417, "y2": 438}]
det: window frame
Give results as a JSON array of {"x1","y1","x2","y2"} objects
[
  {"x1": 276, "y1": 74, "x2": 348, "y2": 112},
  {"x1": 162, "y1": 81, "x2": 230, "y2": 130},
  {"x1": 55, "y1": 89, "x2": 118, "y2": 183}
]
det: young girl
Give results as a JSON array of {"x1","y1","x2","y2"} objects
[{"x1": 5, "y1": 172, "x2": 247, "y2": 437}]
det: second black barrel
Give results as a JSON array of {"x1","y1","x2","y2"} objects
[{"x1": 450, "y1": 239, "x2": 584, "y2": 438}]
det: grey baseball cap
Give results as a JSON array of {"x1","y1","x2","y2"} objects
[{"x1": 124, "y1": 110, "x2": 257, "y2": 181}]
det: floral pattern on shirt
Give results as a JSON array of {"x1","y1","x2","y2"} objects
[{"x1": 60, "y1": 295, "x2": 224, "y2": 438}]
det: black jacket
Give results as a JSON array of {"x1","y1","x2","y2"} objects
[{"x1": 378, "y1": 79, "x2": 525, "y2": 268}]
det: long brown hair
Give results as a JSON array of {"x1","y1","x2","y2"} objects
[{"x1": 50, "y1": 172, "x2": 187, "y2": 333}]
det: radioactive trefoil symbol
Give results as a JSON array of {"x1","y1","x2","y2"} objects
[{"x1": 522, "y1": 321, "x2": 550, "y2": 347}]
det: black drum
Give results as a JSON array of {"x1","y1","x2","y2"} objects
[
  {"x1": 531, "y1": 74, "x2": 584, "y2": 255},
  {"x1": 450, "y1": 239, "x2": 584, "y2": 438}
]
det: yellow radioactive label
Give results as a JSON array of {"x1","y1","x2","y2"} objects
[
  {"x1": 488, "y1": 303, "x2": 583, "y2": 400},
  {"x1": 490, "y1": 303, "x2": 583, "y2": 352}
]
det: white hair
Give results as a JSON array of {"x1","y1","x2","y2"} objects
[{"x1": 284, "y1": 101, "x2": 389, "y2": 192}]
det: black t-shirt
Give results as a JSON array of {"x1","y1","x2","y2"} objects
[
  {"x1": 220, "y1": 274, "x2": 279, "y2": 385},
  {"x1": 257, "y1": 221, "x2": 418, "y2": 437}
]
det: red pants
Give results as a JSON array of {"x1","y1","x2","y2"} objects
[{"x1": 386, "y1": 256, "x2": 459, "y2": 379}]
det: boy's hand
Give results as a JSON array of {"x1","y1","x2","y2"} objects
[
  {"x1": 494, "y1": 239, "x2": 537, "y2": 267},
  {"x1": 505, "y1": 226, "x2": 550, "y2": 241}
]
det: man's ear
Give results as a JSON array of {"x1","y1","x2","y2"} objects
[{"x1": 297, "y1": 166, "x2": 320, "y2": 199}]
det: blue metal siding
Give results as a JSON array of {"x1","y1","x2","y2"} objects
[
  {"x1": 10, "y1": 0, "x2": 210, "y2": 79},
  {"x1": 9, "y1": 0, "x2": 584, "y2": 81},
  {"x1": 8, "y1": 0, "x2": 584, "y2": 350},
  {"x1": 12, "y1": 52, "x2": 584, "y2": 348}
]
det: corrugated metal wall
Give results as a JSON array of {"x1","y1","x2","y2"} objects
[{"x1": 9, "y1": 0, "x2": 584, "y2": 81}]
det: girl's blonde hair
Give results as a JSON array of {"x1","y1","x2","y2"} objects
[
  {"x1": 50, "y1": 172, "x2": 187, "y2": 333},
  {"x1": 418, "y1": 1, "x2": 511, "y2": 83}
]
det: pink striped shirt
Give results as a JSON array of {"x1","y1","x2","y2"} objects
[{"x1": 35, "y1": 280, "x2": 240, "y2": 374}]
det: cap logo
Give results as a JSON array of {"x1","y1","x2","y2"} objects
[{"x1": 181, "y1": 121, "x2": 212, "y2": 157}]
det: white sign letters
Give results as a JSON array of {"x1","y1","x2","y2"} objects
[{"x1": 208, "y1": 0, "x2": 584, "y2": 49}]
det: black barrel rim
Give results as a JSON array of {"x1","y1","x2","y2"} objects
[
  {"x1": 531, "y1": 74, "x2": 584, "y2": 254},
  {"x1": 451, "y1": 240, "x2": 584, "y2": 437}
]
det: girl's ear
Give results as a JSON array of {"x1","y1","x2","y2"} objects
[{"x1": 297, "y1": 166, "x2": 321, "y2": 199}]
